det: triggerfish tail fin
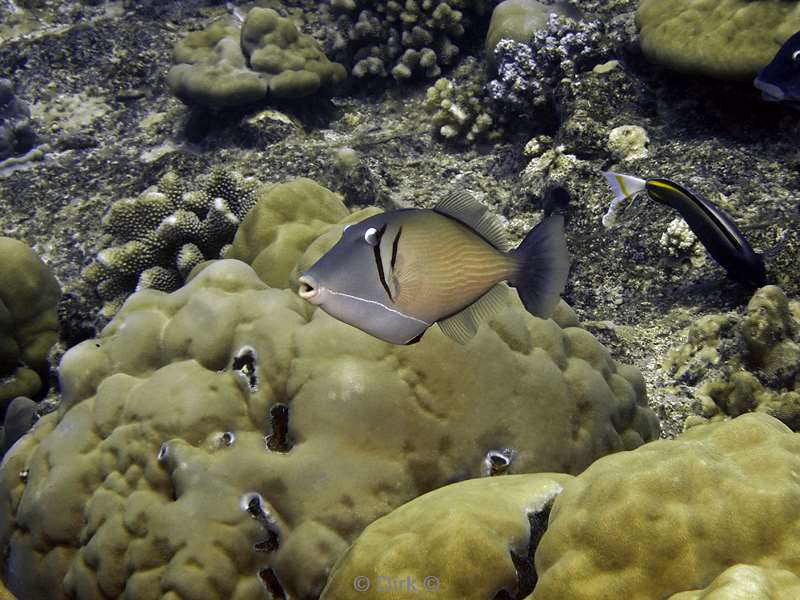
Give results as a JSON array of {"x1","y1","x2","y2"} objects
[
  {"x1": 510, "y1": 215, "x2": 570, "y2": 319},
  {"x1": 601, "y1": 171, "x2": 647, "y2": 228}
]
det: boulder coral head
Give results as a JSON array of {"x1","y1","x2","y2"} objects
[
  {"x1": 636, "y1": 0, "x2": 800, "y2": 80},
  {"x1": 167, "y1": 8, "x2": 346, "y2": 108},
  {"x1": 0, "y1": 241, "x2": 657, "y2": 599}
]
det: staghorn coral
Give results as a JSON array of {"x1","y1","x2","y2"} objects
[
  {"x1": 637, "y1": 0, "x2": 800, "y2": 80},
  {"x1": 83, "y1": 169, "x2": 263, "y2": 317},
  {"x1": 319, "y1": 0, "x2": 495, "y2": 80},
  {"x1": 0, "y1": 79, "x2": 35, "y2": 162},
  {"x1": 0, "y1": 238, "x2": 60, "y2": 412},
  {"x1": 532, "y1": 413, "x2": 800, "y2": 599},
  {"x1": 0, "y1": 184, "x2": 658, "y2": 599},
  {"x1": 321, "y1": 474, "x2": 573, "y2": 599},
  {"x1": 167, "y1": 8, "x2": 346, "y2": 108},
  {"x1": 666, "y1": 285, "x2": 800, "y2": 429}
]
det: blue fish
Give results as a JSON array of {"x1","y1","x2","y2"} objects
[{"x1": 754, "y1": 30, "x2": 800, "y2": 106}]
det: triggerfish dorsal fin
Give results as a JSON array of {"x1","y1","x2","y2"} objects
[
  {"x1": 601, "y1": 171, "x2": 648, "y2": 228},
  {"x1": 434, "y1": 189, "x2": 510, "y2": 251},
  {"x1": 437, "y1": 283, "x2": 511, "y2": 344}
]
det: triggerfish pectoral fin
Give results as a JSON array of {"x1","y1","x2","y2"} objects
[{"x1": 601, "y1": 171, "x2": 647, "y2": 228}]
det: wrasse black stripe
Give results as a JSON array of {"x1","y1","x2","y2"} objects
[
  {"x1": 372, "y1": 225, "x2": 393, "y2": 300},
  {"x1": 390, "y1": 226, "x2": 402, "y2": 270}
]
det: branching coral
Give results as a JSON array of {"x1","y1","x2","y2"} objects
[
  {"x1": 83, "y1": 169, "x2": 263, "y2": 316},
  {"x1": 319, "y1": 0, "x2": 494, "y2": 80}
]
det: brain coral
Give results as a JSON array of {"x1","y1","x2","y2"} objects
[
  {"x1": 321, "y1": 473, "x2": 573, "y2": 600},
  {"x1": 83, "y1": 169, "x2": 262, "y2": 317},
  {"x1": 531, "y1": 413, "x2": 800, "y2": 600},
  {"x1": 636, "y1": 0, "x2": 800, "y2": 80},
  {"x1": 0, "y1": 237, "x2": 60, "y2": 411},
  {"x1": 167, "y1": 8, "x2": 346, "y2": 107},
  {"x1": 0, "y1": 248, "x2": 657, "y2": 599}
]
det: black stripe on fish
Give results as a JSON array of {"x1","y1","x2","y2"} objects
[
  {"x1": 372, "y1": 224, "x2": 393, "y2": 300},
  {"x1": 390, "y1": 226, "x2": 402, "y2": 270}
]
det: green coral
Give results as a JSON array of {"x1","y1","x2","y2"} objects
[
  {"x1": 0, "y1": 181, "x2": 658, "y2": 598},
  {"x1": 225, "y1": 177, "x2": 380, "y2": 288},
  {"x1": 321, "y1": 474, "x2": 573, "y2": 599},
  {"x1": 423, "y1": 59, "x2": 499, "y2": 144},
  {"x1": 669, "y1": 565, "x2": 800, "y2": 600},
  {"x1": 636, "y1": 0, "x2": 800, "y2": 80},
  {"x1": 83, "y1": 169, "x2": 262, "y2": 316},
  {"x1": 320, "y1": 0, "x2": 492, "y2": 80},
  {"x1": 532, "y1": 413, "x2": 800, "y2": 599},
  {"x1": 666, "y1": 285, "x2": 800, "y2": 429},
  {"x1": 167, "y1": 8, "x2": 346, "y2": 108},
  {"x1": 0, "y1": 237, "x2": 60, "y2": 410}
]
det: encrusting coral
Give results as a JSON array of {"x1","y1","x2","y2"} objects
[
  {"x1": 531, "y1": 413, "x2": 800, "y2": 599},
  {"x1": 666, "y1": 285, "x2": 800, "y2": 429},
  {"x1": 636, "y1": 0, "x2": 800, "y2": 80},
  {"x1": 168, "y1": 8, "x2": 346, "y2": 108},
  {"x1": 0, "y1": 181, "x2": 658, "y2": 600},
  {"x1": 0, "y1": 237, "x2": 60, "y2": 411},
  {"x1": 669, "y1": 564, "x2": 800, "y2": 600},
  {"x1": 83, "y1": 169, "x2": 262, "y2": 317}
]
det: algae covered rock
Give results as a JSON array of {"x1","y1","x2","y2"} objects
[
  {"x1": 666, "y1": 285, "x2": 800, "y2": 429},
  {"x1": 321, "y1": 474, "x2": 573, "y2": 599},
  {"x1": 0, "y1": 79, "x2": 36, "y2": 161},
  {"x1": 0, "y1": 242, "x2": 657, "y2": 599},
  {"x1": 168, "y1": 8, "x2": 346, "y2": 108},
  {"x1": 532, "y1": 413, "x2": 800, "y2": 599},
  {"x1": 0, "y1": 237, "x2": 60, "y2": 411},
  {"x1": 636, "y1": 0, "x2": 800, "y2": 80}
]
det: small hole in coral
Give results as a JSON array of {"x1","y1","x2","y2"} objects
[
  {"x1": 266, "y1": 403, "x2": 292, "y2": 452},
  {"x1": 258, "y1": 569, "x2": 286, "y2": 599}
]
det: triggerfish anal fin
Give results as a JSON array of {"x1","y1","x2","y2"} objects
[
  {"x1": 437, "y1": 283, "x2": 511, "y2": 344},
  {"x1": 754, "y1": 30, "x2": 800, "y2": 107},
  {"x1": 434, "y1": 189, "x2": 511, "y2": 251}
]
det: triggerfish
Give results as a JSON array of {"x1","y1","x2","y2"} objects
[
  {"x1": 602, "y1": 172, "x2": 767, "y2": 288},
  {"x1": 754, "y1": 30, "x2": 800, "y2": 107},
  {"x1": 297, "y1": 190, "x2": 570, "y2": 345}
]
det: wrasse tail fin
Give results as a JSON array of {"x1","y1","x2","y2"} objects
[
  {"x1": 601, "y1": 171, "x2": 647, "y2": 228},
  {"x1": 510, "y1": 215, "x2": 570, "y2": 319}
]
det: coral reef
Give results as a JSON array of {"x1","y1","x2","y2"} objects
[
  {"x1": 321, "y1": 474, "x2": 573, "y2": 599},
  {"x1": 487, "y1": 14, "x2": 609, "y2": 115},
  {"x1": 0, "y1": 237, "x2": 60, "y2": 411},
  {"x1": 669, "y1": 564, "x2": 800, "y2": 600},
  {"x1": 0, "y1": 222, "x2": 658, "y2": 599},
  {"x1": 666, "y1": 285, "x2": 800, "y2": 429},
  {"x1": 0, "y1": 79, "x2": 35, "y2": 162},
  {"x1": 318, "y1": 0, "x2": 494, "y2": 80},
  {"x1": 532, "y1": 413, "x2": 800, "y2": 599},
  {"x1": 423, "y1": 59, "x2": 499, "y2": 144},
  {"x1": 83, "y1": 169, "x2": 262, "y2": 317},
  {"x1": 637, "y1": 0, "x2": 800, "y2": 80},
  {"x1": 0, "y1": 397, "x2": 37, "y2": 457},
  {"x1": 168, "y1": 8, "x2": 346, "y2": 108},
  {"x1": 225, "y1": 177, "x2": 381, "y2": 288}
]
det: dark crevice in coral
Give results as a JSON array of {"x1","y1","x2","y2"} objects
[
  {"x1": 492, "y1": 497, "x2": 556, "y2": 600},
  {"x1": 232, "y1": 346, "x2": 259, "y2": 392},
  {"x1": 258, "y1": 569, "x2": 286, "y2": 599},
  {"x1": 266, "y1": 403, "x2": 292, "y2": 452}
]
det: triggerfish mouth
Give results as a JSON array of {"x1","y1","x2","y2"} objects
[
  {"x1": 602, "y1": 172, "x2": 767, "y2": 288},
  {"x1": 754, "y1": 30, "x2": 800, "y2": 107},
  {"x1": 297, "y1": 190, "x2": 571, "y2": 345}
]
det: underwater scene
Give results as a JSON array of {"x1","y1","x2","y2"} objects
[{"x1": 0, "y1": 0, "x2": 800, "y2": 598}]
